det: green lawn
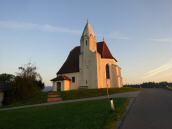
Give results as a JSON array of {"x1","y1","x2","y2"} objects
[
  {"x1": 0, "y1": 98, "x2": 129, "y2": 129},
  {"x1": 3, "y1": 92, "x2": 48, "y2": 108},
  {"x1": 167, "y1": 86, "x2": 172, "y2": 90},
  {"x1": 60, "y1": 87, "x2": 139, "y2": 100},
  {"x1": 2, "y1": 87, "x2": 138, "y2": 108}
]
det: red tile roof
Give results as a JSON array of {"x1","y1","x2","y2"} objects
[
  {"x1": 97, "y1": 41, "x2": 117, "y2": 62},
  {"x1": 57, "y1": 41, "x2": 117, "y2": 74}
]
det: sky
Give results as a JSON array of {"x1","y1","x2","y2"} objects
[{"x1": 0, "y1": 0, "x2": 172, "y2": 86}]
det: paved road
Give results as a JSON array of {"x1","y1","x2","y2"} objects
[
  {"x1": 120, "y1": 89, "x2": 172, "y2": 129},
  {"x1": 0, "y1": 91, "x2": 140, "y2": 111}
]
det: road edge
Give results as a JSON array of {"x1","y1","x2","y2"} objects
[{"x1": 116, "y1": 97, "x2": 137, "y2": 129}]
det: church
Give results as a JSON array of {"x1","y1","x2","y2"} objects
[{"x1": 51, "y1": 22, "x2": 123, "y2": 91}]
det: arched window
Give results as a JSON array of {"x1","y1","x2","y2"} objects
[{"x1": 106, "y1": 64, "x2": 110, "y2": 79}]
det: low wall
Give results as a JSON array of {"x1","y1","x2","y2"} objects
[{"x1": 0, "y1": 92, "x2": 4, "y2": 107}]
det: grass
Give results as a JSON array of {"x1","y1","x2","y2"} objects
[
  {"x1": 166, "y1": 86, "x2": 172, "y2": 90},
  {"x1": 2, "y1": 87, "x2": 138, "y2": 108},
  {"x1": 0, "y1": 98, "x2": 129, "y2": 129},
  {"x1": 2, "y1": 92, "x2": 48, "y2": 108},
  {"x1": 60, "y1": 87, "x2": 139, "y2": 100}
]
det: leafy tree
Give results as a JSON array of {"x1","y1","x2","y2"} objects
[
  {"x1": 3, "y1": 63, "x2": 45, "y2": 105},
  {"x1": 0, "y1": 73, "x2": 15, "y2": 105},
  {"x1": 0, "y1": 73, "x2": 15, "y2": 86},
  {"x1": 17, "y1": 62, "x2": 42, "y2": 81}
]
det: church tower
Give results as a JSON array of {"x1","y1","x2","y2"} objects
[
  {"x1": 80, "y1": 21, "x2": 97, "y2": 53},
  {"x1": 79, "y1": 22, "x2": 98, "y2": 88}
]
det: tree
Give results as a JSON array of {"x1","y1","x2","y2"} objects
[
  {"x1": 3, "y1": 63, "x2": 45, "y2": 105},
  {"x1": 0, "y1": 73, "x2": 15, "y2": 86},
  {"x1": 17, "y1": 62, "x2": 42, "y2": 81},
  {"x1": 14, "y1": 62, "x2": 44, "y2": 98},
  {"x1": 0, "y1": 73, "x2": 15, "y2": 105}
]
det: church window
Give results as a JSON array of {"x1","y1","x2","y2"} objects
[
  {"x1": 86, "y1": 80, "x2": 87, "y2": 85},
  {"x1": 72, "y1": 77, "x2": 75, "y2": 83},
  {"x1": 106, "y1": 64, "x2": 110, "y2": 79},
  {"x1": 85, "y1": 40, "x2": 88, "y2": 46}
]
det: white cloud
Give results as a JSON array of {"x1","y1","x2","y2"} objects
[
  {"x1": 0, "y1": 21, "x2": 81, "y2": 35},
  {"x1": 150, "y1": 38, "x2": 172, "y2": 43},
  {"x1": 143, "y1": 59, "x2": 172, "y2": 79}
]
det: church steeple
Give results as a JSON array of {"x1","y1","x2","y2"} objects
[
  {"x1": 81, "y1": 21, "x2": 96, "y2": 38},
  {"x1": 80, "y1": 21, "x2": 97, "y2": 53}
]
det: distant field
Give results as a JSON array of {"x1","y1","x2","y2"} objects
[{"x1": 0, "y1": 98, "x2": 129, "y2": 129}]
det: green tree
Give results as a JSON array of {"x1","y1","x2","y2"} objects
[
  {"x1": 0, "y1": 73, "x2": 15, "y2": 105},
  {"x1": 0, "y1": 73, "x2": 15, "y2": 86},
  {"x1": 17, "y1": 62, "x2": 42, "y2": 81},
  {"x1": 14, "y1": 63, "x2": 44, "y2": 99},
  {"x1": 4, "y1": 63, "x2": 44, "y2": 105}
]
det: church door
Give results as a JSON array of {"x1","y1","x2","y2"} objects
[{"x1": 57, "y1": 82, "x2": 61, "y2": 91}]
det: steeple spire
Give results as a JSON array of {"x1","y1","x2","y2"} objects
[
  {"x1": 80, "y1": 21, "x2": 97, "y2": 53},
  {"x1": 81, "y1": 21, "x2": 96, "y2": 37},
  {"x1": 103, "y1": 36, "x2": 105, "y2": 41}
]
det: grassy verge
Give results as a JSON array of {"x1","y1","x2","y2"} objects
[
  {"x1": 0, "y1": 98, "x2": 129, "y2": 129},
  {"x1": 2, "y1": 92, "x2": 48, "y2": 108},
  {"x1": 166, "y1": 86, "x2": 172, "y2": 91},
  {"x1": 2, "y1": 87, "x2": 138, "y2": 108},
  {"x1": 60, "y1": 87, "x2": 139, "y2": 100}
]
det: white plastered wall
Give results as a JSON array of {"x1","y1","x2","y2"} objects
[{"x1": 61, "y1": 72, "x2": 80, "y2": 90}]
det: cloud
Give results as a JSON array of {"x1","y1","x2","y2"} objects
[
  {"x1": 143, "y1": 59, "x2": 172, "y2": 79},
  {"x1": 0, "y1": 21, "x2": 81, "y2": 35},
  {"x1": 150, "y1": 38, "x2": 172, "y2": 43}
]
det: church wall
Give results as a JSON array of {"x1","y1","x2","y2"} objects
[
  {"x1": 62, "y1": 72, "x2": 80, "y2": 90},
  {"x1": 80, "y1": 51, "x2": 98, "y2": 89},
  {"x1": 111, "y1": 65, "x2": 123, "y2": 88},
  {"x1": 88, "y1": 52, "x2": 98, "y2": 89},
  {"x1": 97, "y1": 57, "x2": 123, "y2": 88},
  {"x1": 52, "y1": 82, "x2": 57, "y2": 91},
  {"x1": 63, "y1": 80, "x2": 71, "y2": 91}
]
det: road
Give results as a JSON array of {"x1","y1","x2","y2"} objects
[{"x1": 120, "y1": 89, "x2": 172, "y2": 129}]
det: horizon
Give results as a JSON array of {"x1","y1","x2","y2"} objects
[{"x1": 0, "y1": 0, "x2": 172, "y2": 86}]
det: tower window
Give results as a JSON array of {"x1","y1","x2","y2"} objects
[
  {"x1": 72, "y1": 77, "x2": 75, "y2": 83},
  {"x1": 85, "y1": 40, "x2": 87, "y2": 46},
  {"x1": 106, "y1": 64, "x2": 110, "y2": 79}
]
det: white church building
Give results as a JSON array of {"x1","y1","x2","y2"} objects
[{"x1": 51, "y1": 22, "x2": 123, "y2": 91}]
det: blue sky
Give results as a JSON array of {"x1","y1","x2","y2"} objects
[{"x1": 0, "y1": 0, "x2": 172, "y2": 85}]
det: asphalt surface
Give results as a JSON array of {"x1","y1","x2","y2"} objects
[{"x1": 120, "y1": 89, "x2": 172, "y2": 129}]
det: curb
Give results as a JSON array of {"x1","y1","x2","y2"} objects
[{"x1": 116, "y1": 97, "x2": 136, "y2": 129}]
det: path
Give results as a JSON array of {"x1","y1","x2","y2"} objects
[
  {"x1": 120, "y1": 89, "x2": 172, "y2": 129},
  {"x1": 0, "y1": 91, "x2": 140, "y2": 111}
]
